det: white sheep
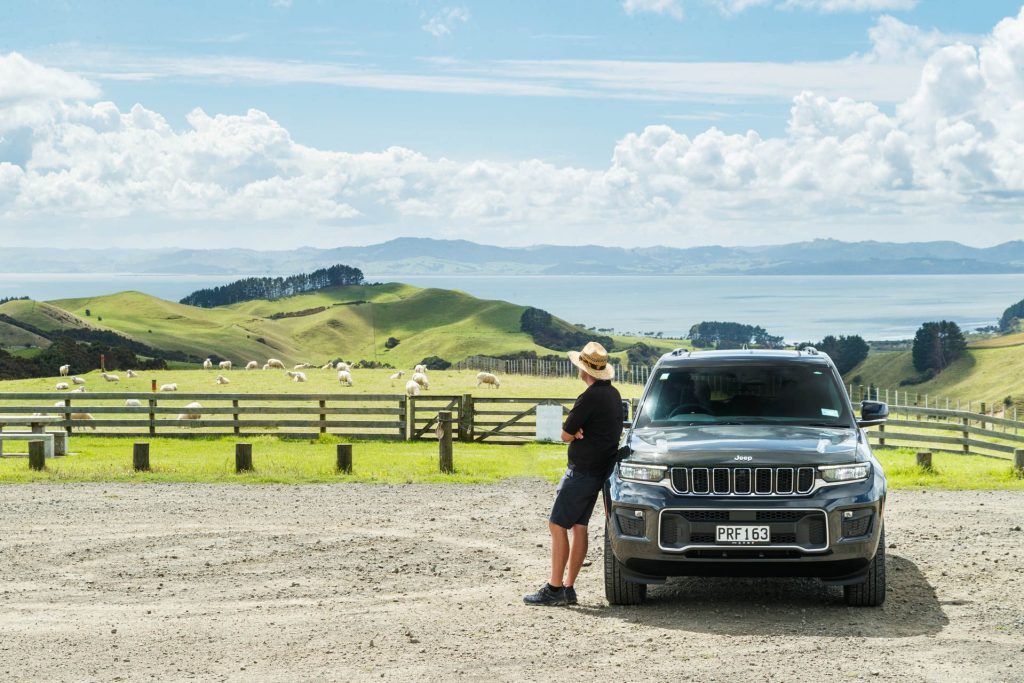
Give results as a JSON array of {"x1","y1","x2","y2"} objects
[
  {"x1": 126, "y1": 369, "x2": 138, "y2": 378},
  {"x1": 294, "y1": 362, "x2": 313, "y2": 370},
  {"x1": 59, "y1": 364, "x2": 70, "y2": 376},
  {"x1": 55, "y1": 382, "x2": 69, "y2": 390},
  {"x1": 413, "y1": 364, "x2": 427, "y2": 374},
  {"x1": 337, "y1": 370, "x2": 353, "y2": 387},
  {"x1": 477, "y1": 372, "x2": 501, "y2": 389},
  {"x1": 125, "y1": 398, "x2": 141, "y2": 407},
  {"x1": 389, "y1": 370, "x2": 405, "y2": 381},
  {"x1": 100, "y1": 372, "x2": 120, "y2": 382},
  {"x1": 71, "y1": 376, "x2": 86, "y2": 385},
  {"x1": 203, "y1": 358, "x2": 213, "y2": 370},
  {"x1": 54, "y1": 403, "x2": 95, "y2": 428},
  {"x1": 159, "y1": 383, "x2": 178, "y2": 392},
  {"x1": 216, "y1": 375, "x2": 230, "y2": 385},
  {"x1": 286, "y1": 371, "x2": 307, "y2": 383},
  {"x1": 267, "y1": 358, "x2": 285, "y2": 369},
  {"x1": 336, "y1": 362, "x2": 350, "y2": 372},
  {"x1": 177, "y1": 401, "x2": 203, "y2": 421},
  {"x1": 246, "y1": 361, "x2": 259, "y2": 370},
  {"x1": 405, "y1": 379, "x2": 421, "y2": 397},
  {"x1": 262, "y1": 363, "x2": 270, "y2": 370},
  {"x1": 412, "y1": 372, "x2": 430, "y2": 390},
  {"x1": 321, "y1": 361, "x2": 334, "y2": 370},
  {"x1": 219, "y1": 360, "x2": 232, "y2": 371},
  {"x1": 70, "y1": 387, "x2": 87, "y2": 393}
]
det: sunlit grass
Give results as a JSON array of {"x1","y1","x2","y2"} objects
[{"x1": 875, "y1": 447, "x2": 1024, "y2": 490}]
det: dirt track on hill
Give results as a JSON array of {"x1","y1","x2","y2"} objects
[{"x1": 0, "y1": 483, "x2": 1022, "y2": 682}]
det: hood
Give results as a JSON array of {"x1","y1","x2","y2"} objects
[{"x1": 625, "y1": 424, "x2": 860, "y2": 467}]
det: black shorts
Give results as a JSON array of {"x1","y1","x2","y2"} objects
[{"x1": 549, "y1": 466, "x2": 607, "y2": 529}]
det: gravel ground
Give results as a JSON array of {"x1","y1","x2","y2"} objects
[{"x1": 0, "y1": 483, "x2": 1022, "y2": 682}]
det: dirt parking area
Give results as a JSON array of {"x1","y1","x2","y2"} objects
[{"x1": 0, "y1": 483, "x2": 1022, "y2": 682}]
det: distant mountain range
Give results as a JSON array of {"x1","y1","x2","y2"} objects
[{"x1": 3, "y1": 237, "x2": 1024, "y2": 276}]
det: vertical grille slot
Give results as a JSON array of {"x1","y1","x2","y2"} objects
[
  {"x1": 671, "y1": 468, "x2": 688, "y2": 493},
  {"x1": 797, "y1": 467, "x2": 816, "y2": 493},
  {"x1": 691, "y1": 468, "x2": 710, "y2": 494},
  {"x1": 776, "y1": 468, "x2": 794, "y2": 494},
  {"x1": 754, "y1": 468, "x2": 773, "y2": 495},
  {"x1": 733, "y1": 468, "x2": 752, "y2": 494},
  {"x1": 712, "y1": 468, "x2": 731, "y2": 494}
]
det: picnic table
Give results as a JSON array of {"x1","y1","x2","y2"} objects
[{"x1": 0, "y1": 415, "x2": 63, "y2": 458}]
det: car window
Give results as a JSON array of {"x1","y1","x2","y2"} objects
[{"x1": 634, "y1": 363, "x2": 851, "y2": 428}]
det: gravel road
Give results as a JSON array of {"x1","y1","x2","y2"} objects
[{"x1": 0, "y1": 483, "x2": 1022, "y2": 682}]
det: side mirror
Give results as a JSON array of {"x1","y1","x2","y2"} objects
[{"x1": 857, "y1": 400, "x2": 889, "y2": 428}]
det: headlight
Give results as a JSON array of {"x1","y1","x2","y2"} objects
[
  {"x1": 820, "y1": 463, "x2": 871, "y2": 483},
  {"x1": 618, "y1": 463, "x2": 667, "y2": 482}
]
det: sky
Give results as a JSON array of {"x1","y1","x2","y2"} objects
[{"x1": 1, "y1": 0, "x2": 1023, "y2": 249}]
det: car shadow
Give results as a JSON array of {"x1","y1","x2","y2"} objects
[{"x1": 574, "y1": 554, "x2": 947, "y2": 638}]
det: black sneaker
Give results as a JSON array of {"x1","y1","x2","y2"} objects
[
  {"x1": 523, "y1": 584, "x2": 567, "y2": 606},
  {"x1": 564, "y1": 586, "x2": 577, "y2": 605}
]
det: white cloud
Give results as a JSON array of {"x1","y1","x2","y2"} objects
[
  {"x1": 422, "y1": 7, "x2": 470, "y2": 38},
  {"x1": 3, "y1": 9, "x2": 1024, "y2": 248},
  {"x1": 779, "y1": 0, "x2": 917, "y2": 11},
  {"x1": 623, "y1": 0, "x2": 684, "y2": 20}
]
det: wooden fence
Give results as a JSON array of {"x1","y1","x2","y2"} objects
[
  {"x1": 862, "y1": 404, "x2": 1023, "y2": 460},
  {"x1": 454, "y1": 356, "x2": 654, "y2": 385}
]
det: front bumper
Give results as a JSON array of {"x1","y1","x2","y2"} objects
[{"x1": 606, "y1": 469, "x2": 885, "y2": 584}]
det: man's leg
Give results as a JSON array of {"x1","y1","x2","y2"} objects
[
  {"x1": 548, "y1": 521, "x2": 570, "y2": 587},
  {"x1": 565, "y1": 524, "x2": 589, "y2": 588}
]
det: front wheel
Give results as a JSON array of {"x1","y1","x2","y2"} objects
[
  {"x1": 843, "y1": 525, "x2": 887, "y2": 607},
  {"x1": 604, "y1": 523, "x2": 647, "y2": 606}
]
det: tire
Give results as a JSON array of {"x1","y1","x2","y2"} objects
[
  {"x1": 844, "y1": 525, "x2": 886, "y2": 607},
  {"x1": 604, "y1": 523, "x2": 647, "y2": 606}
]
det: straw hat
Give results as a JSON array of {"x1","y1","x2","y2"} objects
[{"x1": 568, "y1": 341, "x2": 615, "y2": 381}]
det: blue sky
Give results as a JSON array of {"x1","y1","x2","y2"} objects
[{"x1": 1, "y1": 1, "x2": 1024, "y2": 248}]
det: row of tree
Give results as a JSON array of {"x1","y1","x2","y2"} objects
[
  {"x1": 999, "y1": 297, "x2": 1024, "y2": 333},
  {"x1": 180, "y1": 264, "x2": 365, "y2": 308},
  {"x1": 687, "y1": 321, "x2": 784, "y2": 349},
  {"x1": 520, "y1": 308, "x2": 614, "y2": 352},
  {"x1": 0, "y1": 337, "x2": 166, "y2": 381},
  {"x1": 797, "y1": 335, "x2": 869, "y2": 374}
]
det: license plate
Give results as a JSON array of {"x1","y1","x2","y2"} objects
[{"x1": 715, "y1": 525, "x2": 771, "y2": 545}]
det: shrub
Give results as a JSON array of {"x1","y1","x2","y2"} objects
[
  {"x1": 419, "y1": 355, "x2": 452, "y2": 370},
  {"x1": 384, "y1": 337, "x2": 400, "y2": 349}
]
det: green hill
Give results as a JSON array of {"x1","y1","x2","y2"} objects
[{"x1": 0, "y1": 283, "x2": 683, "y2": 368}]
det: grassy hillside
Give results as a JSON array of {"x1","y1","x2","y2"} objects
[{"x1": 1, "y1": 283, "x2": 683, "y2": 369}]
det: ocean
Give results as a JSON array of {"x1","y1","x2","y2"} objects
[{"x1": 2, "y1": 272, "x2": 1022, "y2": 342}]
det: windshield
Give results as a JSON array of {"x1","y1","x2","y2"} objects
[{"x1": 634, "y1": 362, "x2": 852, "y2": 429}]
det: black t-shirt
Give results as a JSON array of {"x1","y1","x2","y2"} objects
[{"x1": 562, "y1": 380, "x2": 623, "y2": 475}]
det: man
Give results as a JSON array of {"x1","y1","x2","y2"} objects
[{"x1": 524, "y1": 341, "x2": 623, "y2": 606}]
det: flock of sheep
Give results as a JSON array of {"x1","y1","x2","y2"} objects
[{"x1": 45, "y1": 360, "x2": 502, "y2": 426}]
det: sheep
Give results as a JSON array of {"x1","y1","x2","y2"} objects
[
  {"x1": 54, "y1": 403, "x2": 95, "y2": 428},
  {"x1": 100, "y1": 372, "x2": 120, "y2": 382},
  {"x1": 159, "y1": 383, "x2": 178, "y2": 392},
  {"x1": 59, "y1": 364, "x2": 70, "y2": 376},
  {"x1": 71, "y1": 376, "x2": 86, "y2": 385},
  {"x1": 219, "y1": 360, "x2": 232, "y2": 371},
  {"x1": 262, "y1": 364, "x2": 270, "y2": 370},
  {"x1": 216, "y1": 375, "x2": 230, "y2": 385},
  {"x1": 286, "y1": 371, "x2": 307, "y2": 383},
  {"x1": 320, "y1": 362, "x2": 333, "y2": 370},
  {"x1": 126, "y1": 369, "x2": 138, "y2": 378},
  {"x1": 413, "y1": 364, "x2": 427, "y2": 374},
  {"x1": 412, "y1": 372, "x2": 430, "y2": 390},
  {"x1": 389, "y1": 370, "x2": 405, "y2": 381},
  {"x1": 293, "y1": 362, "x2": 313, "y2": 370},
  {"x1": 267, "y1": 358, "x2": 285, "y2": 369},
  {"x1": 337, "y1": 370, "x2": 353, "y2": 387},
  {"x1": 477, "y1": 372, "x2": 501, "y2": 389},
  {"x1": 335, "y1": 362, "x2": 350, "y2": 372},
  {"x1": 203, "y1": 358, "x2": 213, "y2": 370},
  {"x1": 405, "y1": 379, "x2": 421, "y2": 397},
  {"x1": 54, "y1": 382, "x2": 69, "y2": 390},
  {"x1": 177, "y1": 401, "x2": 203, "y2": 421},
  {"x1": 125, "y1": 398, "x2": 141, "y2": 407},
  {"x1": 245, "y1": 361, "x2": 259, "y2": 370},
  {"x1": 70, "y1": 387, "x2": 87, "y2": 393}
]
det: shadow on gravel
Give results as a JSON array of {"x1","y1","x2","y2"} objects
[{"x1": 576, "y1": 555, "x2": 947, "y2": 638}]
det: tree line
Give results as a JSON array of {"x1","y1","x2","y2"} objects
[
  {"x1": 688, "y1": 321, "x2": 784, "y2": 350},
  {"x1": 180, "y1": 264, "x2": 365, "y2": 308}
]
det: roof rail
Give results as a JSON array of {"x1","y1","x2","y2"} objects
[
  {"x1": 670, "y1": 348, "x2": 691, "y2": 357},
  {"x1": 803, "y1": 346, "x2": 819, "y2": 355}
]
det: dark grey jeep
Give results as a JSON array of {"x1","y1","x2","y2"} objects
[{"x1": 604, "y1": 348, "x2": 889, "y2": 607}]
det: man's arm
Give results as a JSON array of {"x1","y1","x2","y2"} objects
[
  {"x1": 562, "y1": 398, "x2": 591, "y2": 443},
  {"x1": 560, "y1": 427, "x2": 583, "y2": 443}
]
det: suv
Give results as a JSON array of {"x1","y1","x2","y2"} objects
[{"x1": 604, "y1": 348, "x2": 889, "y2": 607}]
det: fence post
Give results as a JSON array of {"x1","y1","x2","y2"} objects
[
  {"x1": 148, "y1": 397, "x2": 157, "y2": 436},
  {"x1": 878, "y1": 423, "x2": 885, "y2": 448},
  {"x1": 980, "y1": 402, "x2": 987, "y2": 430},
  {"x1": 232, "y1": 399, "x2": 240, "y2": 436},
  {"x1": 1014, "y1": 449, "x2": 1024, "y2": 478},
  {"x1": 402, "y1": 397, "x2": 410, "y2": 440},
  {"x1": 916, "y1": 451, "x2": 932, "y2": 471},
  {"x1": 459, "y1": 394, "x2": 474, "y2": 442},
  {"x1": 133, "y1": 442, "x2": 150, "y2": 472},
  {"x1": 63, "y1": 398, "x2": 71, "y2": 436},
  {"x1": 28, "y1": 440, "x2": 45, "y2": 471},
  {"x1": 336, "y1": 444, "x2": 352, "y2": 474},
  {"x1": 319, "y1": 399, "x2": 327, "y2": 435},
  {"x1": 962, "y1": 417, "x2": 970, "y2": 454},
  {"x1": 235, "y1": 443, "x2": 253, "y2": 473},
  {"x1": 438, "y1": 410, "x2": 453, "y2": 473}
]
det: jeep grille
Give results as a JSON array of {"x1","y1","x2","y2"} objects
[{"x1": 670, "y1": 466, "x2": 817, "y2": 496}]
